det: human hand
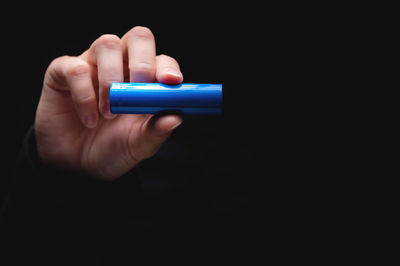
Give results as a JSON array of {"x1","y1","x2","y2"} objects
[{"x1": 35, "y1": 26, "x2": 183, "y2": 180}]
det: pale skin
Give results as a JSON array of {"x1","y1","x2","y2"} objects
[{"x1": 35, "y1": 26, "x2": 183, "y2": 180}]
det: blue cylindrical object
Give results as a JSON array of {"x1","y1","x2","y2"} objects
[{"x1": 110, "y1": 83, "x2": 222, "y2": 115}]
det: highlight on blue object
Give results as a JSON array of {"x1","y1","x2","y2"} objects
[{"x1": 110, "y1": 83, "x2": 222, "y2": 115}]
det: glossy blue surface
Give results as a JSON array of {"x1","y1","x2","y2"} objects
[{"x1": 110, "y1": 83, "x2": 222, "y2": 115}]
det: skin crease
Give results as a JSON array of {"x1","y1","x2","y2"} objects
[{"x1": 35, "y1": 26, "x2": 183, "y2": 180}]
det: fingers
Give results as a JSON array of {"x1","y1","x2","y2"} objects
[
  {"x1": 122, "y1": 27, "x2": 183, "y2": 84},
  {"x1": 47, "y1": 56, "x2": 99, "y2": 128},
  {"x1": 156, "y1": 54, "x2": 183, "y2": 84},
  {"x1": 85, "y1": 34, "x2": 124, "y2": 119},
  {"x1": 48, "y1": 27, "x2": 183, "y2": 130},
  {"x1": 119, "y1": 27, "x2": 183, "y2": 161},
  {"x1": 135, "y1": 114, "x2": 183, "y2": 159},
  {"x1": 147, "y1": 114, "x2": 183, "y2": 136},
  {"x1": 122, "y1": 26, "x2": 156, "y2": 82},
  {"x1": 66, "y1": 61, "x2": 99, "y2": 128},
  {"x1": 83, "y1": 27, "x2": 158, "y2": 120}
]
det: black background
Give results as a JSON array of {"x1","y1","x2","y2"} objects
[{"x1": 0, "y1": 4, "x2": 350, "y2": 261}]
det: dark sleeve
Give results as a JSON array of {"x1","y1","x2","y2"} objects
[{"x1": 1, "y1": 126, "x2": 142, "y2": 235}]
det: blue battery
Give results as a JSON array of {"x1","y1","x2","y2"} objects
[{"x1": 110, "y1": 83, "x2": 222, "y2": 115}]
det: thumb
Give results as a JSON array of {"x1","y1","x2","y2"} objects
[
  {"x1": 148, "y1": 114, "x2": 183, "y2": 134},
  {"x1": 135, "y1": 114, "x2": 183, "y2": 160}
]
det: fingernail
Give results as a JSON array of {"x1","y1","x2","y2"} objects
[
  {"x1": 166, "y1": 70, "x2": 183, "y2": 81},
  {"x1": 168, "y1": 120, "x2": 183, "y2": 131},
  {"x1": 83, "y1": 114, "x2": 98, "y2": 128}
]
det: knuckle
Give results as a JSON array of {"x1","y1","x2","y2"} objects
[
  {"x1": 157, "y1": 54, "x2": 179, "y2": 65},
  {"x1": 49, "y1": 55, "x2": 69, "y2": 68},
  {"x1": 129, "y1": 26, "x2": 154, "y2": 39},
  {"x1": 130, "y1": 62, "x2": 156, "y2": 74},
  {"x1": 157, "y1": 54, "x2": 170, "y2": 60},
  {"x1": 74, "y1": 94, "x2": 96, "y2": 106},
  {"x1": 46, "y1": 56, "x2": 71, "y2": 76},
  {"x1": 65, "y1": 60, "x2": 90, "y2": 77},
  {"x1": 157, "y1": 54, "x2": 172, "y2": 63},
  {"x1": 94, "y1": 34, "x2": 121, "y2": 50},
  {"x1": 44, "y1": 56, "x2": 69, "y2": 88}
]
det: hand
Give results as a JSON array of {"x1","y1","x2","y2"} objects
[{"x1": 35, "y1": 26, "x2": 183, "y2": 180}]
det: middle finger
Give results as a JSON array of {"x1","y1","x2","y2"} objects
[{"x1": 122, "y1": 26, "x2": 156, "y2": 83}]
